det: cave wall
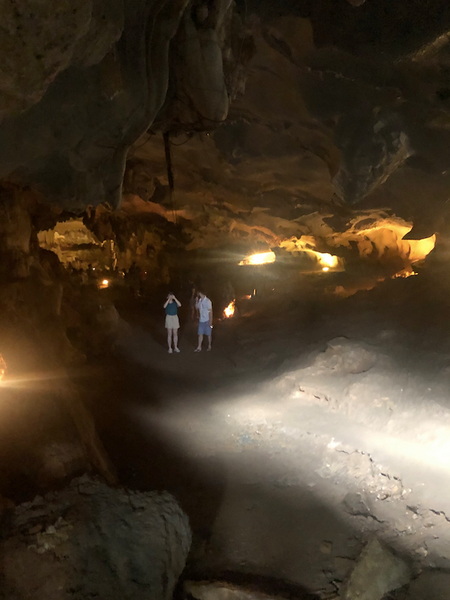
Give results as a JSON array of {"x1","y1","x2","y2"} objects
[
  {"x1": 122, "y1": 16, "x2": 340, "y2": 256},
  {"x1": 0, "y1": 182, "x2": 123, "y2": 494},
  {"x1": 3, "y1": 0, "x2": 450, "y2": 239},
  {"x1": 119, "y1": 1, "x2": 450, "y2": 254},
  {"x1": 1, "y1": 1, "x2": 450, "y2": 231},
  {"x1": 0, "y1": 0, "x2": 237, "y2": 209}
]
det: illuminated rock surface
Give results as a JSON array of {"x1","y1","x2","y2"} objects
[
  {"x1": 342, "y1": 539, "x2": 411, "y2": 600},
  {"x1": 185, "y1": 580, "x2": 311, "y2": 600}
]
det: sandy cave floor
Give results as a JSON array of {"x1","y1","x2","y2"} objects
[{"x1": 82, "y1": 274, "x2": 450, "y2": 598}]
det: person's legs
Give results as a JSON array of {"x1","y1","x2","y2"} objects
[
  {"x1": 173, "y1": 329, "x2": 180, "y2": 352},
  {"x1": 196, "y1": 334, "x2": 203, "y2": 351},
  {"x1": 207, "y1": 334, "x2": 212, "y2": 351},
  {"x1": 167, "y1": 328, "x2": 173, "y2": 352}
]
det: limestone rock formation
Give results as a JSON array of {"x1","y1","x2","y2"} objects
[
  {"x1": 118, "y1": 2, "x2": 450, "y2": 267},
  {"x1": 184, "y1": 580, "x2": 308, "y2": 600},
  {"x1": 300, "y1": 2, "x2": 450, "y2": 232},
  {"x1": 0, "y1": 0, "x2": 242, "y2": 210},
  {"x1": 163, "y1": 0, "x2": 232, "y2": 129},
  {"x1": 2, "y1": 477, "x2": 192, "y2": 600},
  {"x1": 2, "y1": 0, "x2": 450, "y2": 254},
  {"x1": 0, "y1": 0, "x2": 122, "y2": 119},
  {"x1": 124, "y1": 16, "x2": 338, "y2": 255},
  {"x1": 342, "y1": 538, "x2": 411, "y2": 600},
  {"x1": 404, "y1": 570, "x2": 450, "y2": 600},
  {"x1": 333, "y1": 110, "x2": 412, "y2": 205}
]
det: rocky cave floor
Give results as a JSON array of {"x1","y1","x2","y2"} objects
[
  {"x1": 76, "y1": 268, "x2": 450, "y2": 599},
  {"x1": 4, "y1": 268, "x2": 450, "y2": 599}
]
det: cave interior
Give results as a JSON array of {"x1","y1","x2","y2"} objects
[{"x1": 2, "y1": 1, "x2": 450, "y2": 599}]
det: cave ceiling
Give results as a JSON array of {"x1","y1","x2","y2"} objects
[{"x1": 1, "y1": 0, "x2": 450, "y2": 263}]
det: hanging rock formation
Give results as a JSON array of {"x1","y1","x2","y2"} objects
[{"x1": 0, "y1": 0, "x2": 239, "y2": 209}]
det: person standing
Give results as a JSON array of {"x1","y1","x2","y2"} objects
[
  {"x1": 164, "y1": 293, "x2": 181, "y2": 353},
  {"x1": 195, "y1": 291, "x2": 213, "y2": 352}
]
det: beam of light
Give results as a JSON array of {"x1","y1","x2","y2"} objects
[
  {"x1": 0, "y1": 354, "x2": 6, "y2": 381},
  {"x1": 239, "y1": 251, "x2": 276, "y2": 266},
  {"x1": 0, "y1": 369, "x2": 73, "y2": 390},
  {"x1": 130, "y1": 387, "x2": 450, "y2": 492},
  {"x1": 224, "y1": 300, "x2": 236, "y2": 318},
  {"x1": 131, "y1": 382, "x2": 450, "y2": 497}
]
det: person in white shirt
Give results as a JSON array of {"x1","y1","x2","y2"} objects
[{"x1": 195, "y1": 291, "x2": 213, "y2": 352}]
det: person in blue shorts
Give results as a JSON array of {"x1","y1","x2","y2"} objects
[
  {"x1": 195, "y1": 290, "x2": 213, "y2": 352},
  {"x1": 164, "y1": 293, "x2": 181, "y2": 353}
]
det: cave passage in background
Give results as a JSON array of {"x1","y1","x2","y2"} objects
[
  {"x1": 239, "y1": 251, "x2": 277, "y2": 266},
  {"x1": 223, "y1": 300, "x2": 236, "y2": 318}
]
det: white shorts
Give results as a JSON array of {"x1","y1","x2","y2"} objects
[{"x1": 165, "y1": 314, "x2": 180, "y2": 330}]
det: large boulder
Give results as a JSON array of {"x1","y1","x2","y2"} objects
[
  {"x1": 2, "y1": 476, "x2": 192, "y2": 600},
  {"x1": 342, "y1": 538, "x2": 411, "y2": 600}
]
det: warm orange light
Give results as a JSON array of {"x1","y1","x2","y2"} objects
[
  {"x1": 319, "y1": 253, "x2": 339, "y2": 268},
  {"x1": 239, "y1": 251, "x2": 276, "y2": 266},
  {"x1": 224, "y1": 300, "x2": 236, "y2": 318},
  {"x1": 404, "y1": 234, "x2": 436, "y2": 263},
  {"x1": 328, "y1": 216, "x2": 436, "y2": 268},
  {"x1": 99, "y1": 279, "x2": 109, "y2": 289},
  {"x1": 279, "y1": 238, "x2": 342, "y2": 271},
  {"x1": 393, "y1": 270, "x2": 418, "y2": 279},
  {"x1": 0, "y1": 355, "x2": 7, "y2": 381}
]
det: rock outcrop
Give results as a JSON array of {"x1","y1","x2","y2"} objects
[
  {"x1": 0, "y1": 0, "x2": 123, "y2": 120},
  {"x1": 342, "y1": 539, "x2": 411, "y2": 600},
  {"x1": 2, "y1": 476, "x2": 192, "y2": 600},
  {"x1": 118, "y1": 3, "x2": 450, "y2": 266},
  {"x1": 0, "y1": 0, "x2": 243, "y2": 210}
]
